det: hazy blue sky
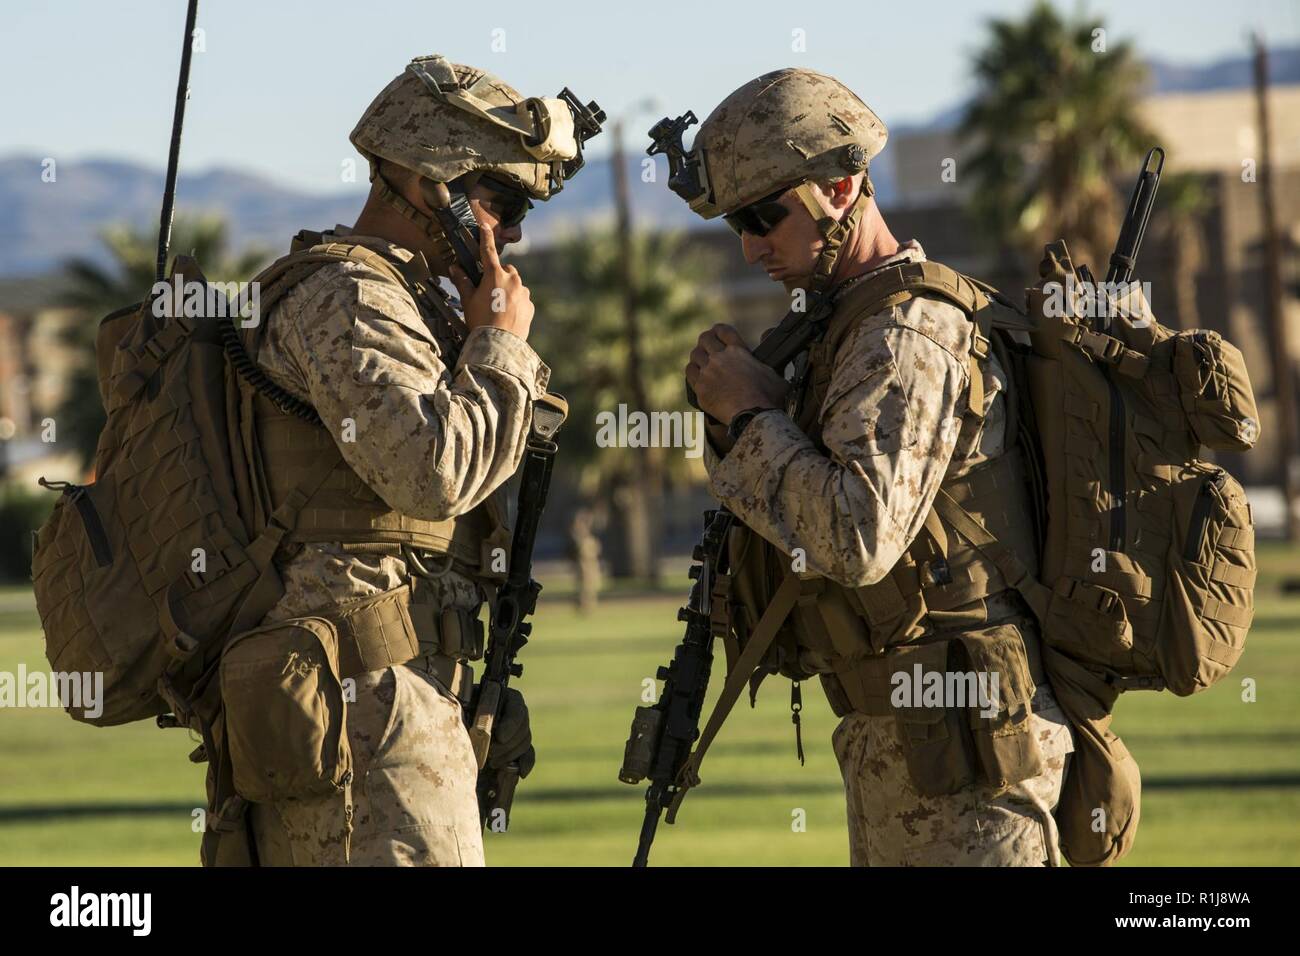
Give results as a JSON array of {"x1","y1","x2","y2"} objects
[{"x1": 4, "y1": 0, "x2": 1298, "y2": 194}]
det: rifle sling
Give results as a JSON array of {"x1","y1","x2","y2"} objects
[{"x1": 666, "y1": 572, "x2": 802, "y2": 821}]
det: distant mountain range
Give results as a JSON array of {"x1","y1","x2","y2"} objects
[
  {"x1": 0, "y1": 153, "x2": 722, "y2": 283},
  {"x1": 1, "y1": 45, "x2": 1295, "y2": 285}
]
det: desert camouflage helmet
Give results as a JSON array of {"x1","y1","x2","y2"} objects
[
  {"x1": 351, "y1": 54, "x2": 604, "y2": 200},
  {"x1": 648, "y1": 68, "x2": 886, "y2": 293},
  {"x1": 650, "y1": 68, "x2": 887, "y2": 218}
]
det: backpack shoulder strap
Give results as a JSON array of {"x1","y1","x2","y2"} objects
[
  {"x1": 836, "y1": 259, "x2": 986, "y2": 318},
  {"x1": 221, "y1": 242, "x2": 414, "y2": 427},
  {"x1": 823, "y1": 259, "x2": 987, "y2": 353},
  {"x1": 820, "y1": 259, "x2": 994, "y2": 424}
]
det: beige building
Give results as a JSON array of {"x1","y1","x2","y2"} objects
[{"x1": 890, "y1": 85, "x2": 1300, "y2": 205}]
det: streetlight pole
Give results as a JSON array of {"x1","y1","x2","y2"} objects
[
  {"x1": 1253, "y1": 35, "x2": 1300, "y2": 541},
  {"x1": 611, "y1": 101, "x2": 661, "y2": 584}
]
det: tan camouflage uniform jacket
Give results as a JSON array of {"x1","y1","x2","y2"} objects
[
  {"x1": 254, "y1": 225, "x2": 550, "y2": 622},
  {"x1": 706, "y1": 241, "x2": 1010, "y2": 590}
]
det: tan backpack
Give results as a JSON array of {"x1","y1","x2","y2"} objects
[
  {"x1": 30, "y1": 245, "x2": 413, "y2": 726},
  {"x1": 1017, "y1": 241, "x2": 1259, "y2": 698},
  {"x1": 966, "y1": 244, "x2": 1258, "y2": 864}
]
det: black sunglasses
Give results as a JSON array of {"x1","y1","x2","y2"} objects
[
  {"x1": 724, "y1": 186, "x2": 793, "y2": 237},
  {"x1": 475, "y1": 175, "x2": 534, "y2": 228}
]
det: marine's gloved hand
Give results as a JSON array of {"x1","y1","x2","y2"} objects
[{"x1": 484, "y1": 686, "x2": 536, "y2": 779}]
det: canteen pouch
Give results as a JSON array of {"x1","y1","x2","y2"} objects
[
  {"x1": 1173, "y1": 330, "x2": 1259, "y2": 452},
  {"x1": 220, "y1": 616, "x2": 352, "y2": 803},
  {"x1": 954, "y1": 624, "x2": 1044, "y2": 790},
  {"x1": 886, "y1": 640, "x2": 976, "y2": 797}
]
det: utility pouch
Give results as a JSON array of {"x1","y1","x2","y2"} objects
[
  {"x1": 953, "y1": 624, "x2": 1044, "y2": 791},
  {"x1": 220, "y1": 616, "x2": 353, "y2": 803},
  {"x1": 1163, "y1": 461, "x2": 1255, "y2": 695},
  {"x1": 1173, "y1": 330, "x2": 1259, "y2": 452},
  {"x1": 886, "y1": 640, "x2": 976, "y2": 797}
]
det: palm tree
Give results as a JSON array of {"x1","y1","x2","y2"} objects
[
  {"x1": 62, "y1": 215, "x2": 268, "y2": 315},
  {"x1": 58, "y1": 215, "x2": 270, "y2": 466},
  {"x1": 960, "y1": 1, "x2": 1154, "y2": 272},
  {"x1": 528, "y1": 228, "x2": 724, "y2": 580}
]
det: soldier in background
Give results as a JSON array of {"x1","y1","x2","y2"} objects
[
  {"x1": 677, "y1": 69, "x2": 1075, "y2": 865},
  {"x1": 211, "y1": 56, "x2": 596, "y2": 866},
  {"x1": 568, "y1": 505, "x2": 602, "y2": 614}
]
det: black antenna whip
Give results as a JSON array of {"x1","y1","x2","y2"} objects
[{"x1": 155, "y1": 0, "x2": 200, "y2": 282}]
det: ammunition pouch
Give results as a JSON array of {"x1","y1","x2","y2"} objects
[
  {"x1": 823, "y1": 621, "x2": 1046, "y2": 797},
  {"x1": 885, "y1": 640, "x2": 977, "y2": 797}
]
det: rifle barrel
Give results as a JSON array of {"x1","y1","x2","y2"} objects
[{"x1": 633, "y1": 800, "x2": 662, "y2": 868}]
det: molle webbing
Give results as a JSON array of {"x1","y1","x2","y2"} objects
[
  {"x1": 252, "y1": 394, "x2": 491, "y2": 568},
  {"x1": 320, "y1": 583, "x2": 484, "y2": 670},
  {"x1": 315, "y1": 583, "x2": 478, "y2": 702},
  {"x1": 850, "y1": 448, "x2": 1041, "y2": 631}
]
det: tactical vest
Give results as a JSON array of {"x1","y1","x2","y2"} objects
[
  {"x1": 720, "y1": 261, "x2": 1044, "y2": 710},
  {"x1": 236, "y1": 233, "x2": 512, "y2": 578}
]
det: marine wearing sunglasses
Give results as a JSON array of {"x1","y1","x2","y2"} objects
[
  {"x1": 723, "y1": 184, "x2": 794, "y2": 237},
  {"x1": 461, "y1": 172, "x2": 534, "y2": 228}
]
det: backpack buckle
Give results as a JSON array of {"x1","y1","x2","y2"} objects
[
  {"x1": 926, "y1": 558, "x2": 953, "y2": 586},
  {"x1": 1110, "y1": 674, "x2": 1166, "y2": 693}
]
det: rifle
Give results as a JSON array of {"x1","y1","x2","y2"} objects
[
  {"x1": 470, "y1": 393, "x2": 568, "y2": 829},
  {"x1": 617, "y1": 292, "x2": 835, "y2": 867},
  {"x1": 1106, "y1": 146, "x2": 1164, "y2": 288},
  {"x1": 619, "y1": 508, "x2": 732, "y2": 867}
]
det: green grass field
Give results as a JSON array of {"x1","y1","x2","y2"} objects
[{"x1": 1, "y1": 544, "x2": 1298, "y2": 866}]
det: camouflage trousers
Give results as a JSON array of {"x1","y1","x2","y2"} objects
[
  {"x1": 831, "y1": 687, "x2": 1074, "y2": 866},
  {"x1": 247, "y1": 654, "x2": 485, "y2": 866}
]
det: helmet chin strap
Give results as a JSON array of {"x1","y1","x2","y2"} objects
[
  {"x1": 370, "y1": 165, "x2": 466, "y2": 275},
  {"x1": 373, "y1": 167, "x2": 441, "y2": 237},
  {"x1": 789, "y1": 175, "x2": 873, "y2": 297}
]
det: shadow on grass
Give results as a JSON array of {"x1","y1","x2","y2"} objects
[{"x1": 4, "y1": 770, "x2": 1300, "y2": 823}]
